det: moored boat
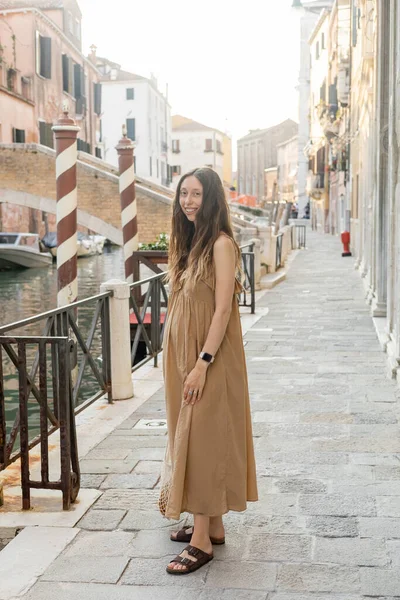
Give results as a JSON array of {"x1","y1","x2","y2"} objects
[{"x1": 0, "y1": 233, "x2": 53, "y2": 269}]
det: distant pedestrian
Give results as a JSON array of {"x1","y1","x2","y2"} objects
[{"x1": 159, "y1": 167, "x2": 258, "y2": 575}]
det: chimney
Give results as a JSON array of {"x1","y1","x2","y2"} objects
[
  {"x1": 110, "y1": 68, "x2": 118, "y2": 81},
  {"x1": 88, "y1": 44, "x2": 97, "y2": 64}
]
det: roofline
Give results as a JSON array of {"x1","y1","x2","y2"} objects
[
  {"x1": 276, "y1": 134, "x2": 299, "y2": 148},
  {"x1": 237, "y1": 119, "x2": 298, "y2": 143},
  {"x1": 101, "y1": 75, "x2": 171, "y2": 107},
  {"x1": 308, "y1": 7, "x2": 331, "y2": 45},
  {"x1": 172, "y1": 125, "x2": 230, "y2": 139},
  {"x1": 0, "y1": 7, "x2": 101, "y2": 73}
]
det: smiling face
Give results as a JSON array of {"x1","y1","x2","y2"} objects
[{"x1": 179, "y1": 176, "x2": 203, "y2": 222}]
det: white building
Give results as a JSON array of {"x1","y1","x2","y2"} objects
[
  {"x1": 277, "y1": 135, "x2": 299, "y2": 203},
  {"x1": 171, "y1": 116, "x2": 226, "y2": 188},
  {"x1": 292, "y1": 0, "x2": 334, "y2": 217},
  {"x1": 94, "y1": 53, "x2": 172, "y2": 187}
]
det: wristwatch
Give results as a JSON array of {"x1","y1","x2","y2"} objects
[{"x1": 199, "y1": 352, "x2": 215, "y2": 364}]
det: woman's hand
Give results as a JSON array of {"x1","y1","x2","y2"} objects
[{"x1": 183, "y1": 361, "x2": 208, "y2": 405}]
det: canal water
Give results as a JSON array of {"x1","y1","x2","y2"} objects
[{"x1": 0, "y1": 247, "x2": 126, "y2": 452}]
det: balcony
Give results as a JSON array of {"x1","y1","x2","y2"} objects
[{"x1": 306, "y1": 172, "x2": 325, "y2": 200}]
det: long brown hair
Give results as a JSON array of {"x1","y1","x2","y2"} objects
[{"x1": 168, "y1": 168, "x2": 240, "y2": 290}]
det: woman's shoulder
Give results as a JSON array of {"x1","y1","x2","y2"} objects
[{"x1": 213, "y1": 232, "x2": 235, "y2": 252}]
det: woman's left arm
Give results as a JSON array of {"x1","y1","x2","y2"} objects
[{"x1": 183, "y1": 236, "x2": 236, "y2": 404}]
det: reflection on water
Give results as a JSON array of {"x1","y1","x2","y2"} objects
[{"x1": 0, "y1": 247, "x2": 126, "y2": 451}]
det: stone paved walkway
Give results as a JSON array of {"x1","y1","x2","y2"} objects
[{"x1": 22, "y1": 229, "x2": 400, "y2": 599}]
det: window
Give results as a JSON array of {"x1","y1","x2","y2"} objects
[
  {"x1": 21, "y1": 76, "x2": 31, "y2": 100},
  {"x1": 93, "y1": 83, "x2": 102, "y2": 115},
  {"x1": 126, "y1": 118, "x2": 135, "y2": 141},
  {"x1": 74, "y1": 63, "x2": 84, "y2": 98},
  {"x1": 62, "y1": 54, "x2": 71, "y2": 93},
  {"x1": 12, "y1": 128, "x2": 25, "y2": 143},
  {"x1": 75, "y1": 19, "x2": 81, "y2": 40},
  {"x1": 205, "y1": 138, "x2": 213, "y2": 152},
  {"x1": 77, "y1": 138, "x2": 91, "y2": 154},
  {"x1": 95, "y1": 147, "x2": 102, "y2": 159},
  {"x1": 172, "y1": 166, "x2": 181, "y2": 175},
  {"x1": 216, "y1": 140, "x2": 222, "y2": 154},
  {"x1": 7, "y1": 68, "x2": 16, "y2": 92},
  {"x1": 321, "y1": 32, "x2": 325, "y2": 49},
  {"x1": 316, "y1": 41, "x2": 320, "y2": 60},
  {"x1": 126, "y1": 88, "x2": 134, "y2": 100},
  {"x1": 149, "y1": 157, "x2": 152, "y2": 176},
  {"x1": 68, "y1": 12, "x2": 74, "y2": 34},
  {"x1": 39, "y1": 121, "x2": 54, "y2": 149},
  {"x1": 172, "y1": 139, "x2": 180, "y2": 153},
  {"x1": 36, "y1": 33, "x2": 52, "y2": 79}
]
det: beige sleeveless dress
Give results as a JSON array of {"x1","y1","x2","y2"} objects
[{"x1": 158, "y1": 268, "x2": 258, "y2": 520}]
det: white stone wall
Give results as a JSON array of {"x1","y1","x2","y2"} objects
[
  {"x1": 101, "y1": 79, "x2": 172, "y2": 186},
  {"x1": 170, "y1": 129, "x2": 224, "y2": 188}
]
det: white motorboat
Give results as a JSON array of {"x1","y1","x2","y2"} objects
[
  {"x1": 0, "y1": 233, "x2": 53, "y2": 269},
  {"x1": 42, "y1": 232, "x2": 106, "y2": 258}
]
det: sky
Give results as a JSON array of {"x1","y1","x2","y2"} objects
[{"x1": 79, "y1": 0, "x2": 301, "y2": 168}]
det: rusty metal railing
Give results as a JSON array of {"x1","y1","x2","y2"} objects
[
  {"x1": 0, "y1": 336, "x2": 80, "y2": 510},
  {"x1": 239, "y1": 243, "x2": 256, "y2": 314}
]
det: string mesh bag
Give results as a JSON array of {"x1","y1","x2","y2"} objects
[{"x1": 158, "y1": 442, "x2": 172, "y2": 516}]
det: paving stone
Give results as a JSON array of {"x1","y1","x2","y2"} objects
[
  {"x1": 245, "y1": 534, "x2": 312, "y2": 562},
  {"x1": 277, "y1": 564, "x2": 361, "y2": 592},
  {"x1": 95, "y1": 489, "x2": 160, "y2": 510},
  {"x1": 127, "y1": 529, "x2": 188, "y2": 558},
  {"x1": 133, "y1": 460, "x2": 163, "y2": 474},
  {"x1": 311, "y1": 436, "x2": 400, "y2": 453},
  {"x1": 377, "y1": 496, "x2": 400, "y2": 517},
  {"x1": 274, "y1": 479, "x2": 328, "y2": 494},
  {"x1": 386, "y1": 540, "x2": 400, "y2": 567},
  {"x1": 205, "y1": 560, "x2": 277, "y2": 590},
  {"x1": 314, "y1": 537, "x2": 388, "y2": 566},
  {"x1": 80, "y1": 474, "x2": 106, "y2": 488},
  {"x1": 127, "y1": 447, "x2": 166, "y2": 460},
  {"x1": 270, "y1": 595, "x2": 363, "y2": 600},
  {"x1": 41, "y1": 555, "x2": 129, "y2": 584},
  {"x1": 359, "y1": 517, "x2": 400, "y2": 539},
  {"x1": 77, "y1": 509, "x2": 126, "y2": 531},
  {"x1": 246, "y1": 494, "x2": 298, "y2": 516},
  {"x1": 99, "y1": 434, "x2": 167, "y2": 447},
  {"x1": 360, "y1": 567, "x2": 400, "y2": 596},
  {"x1": 305, "y1": 516, "x2": 358, "y2": 537},
  {"x1": 120, "y1": 557, "x2": 208, "y2": 587},
  {"x1": 100, "y1": 473, "x2": 159, "y2": 489},
  {"x1": 23, "y1": 582, "x2": 187, "y2": 600},
  {"x1": 242, "y1": 515, "x2": 307, "y2": 535},
  {"x1": 120, "y1": 509, "x2": 183, "y2": 530},
  {"x1": 84, "y1": 448, "x2": 132, "y2": 460},
  {"x1": 64, "y1": 531, "x2": 136, "y2": 557},
  {"x1": 299, "y1": 494, "x2": 376, "y2": 517},
  {"x1": 197, "y1": 590, "x2": 268, "y2": 600},
  {"x1": 79, "y1": 459, "x2": 138, "y2": 474}
]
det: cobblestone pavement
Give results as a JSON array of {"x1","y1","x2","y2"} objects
[{"x1": 23, "y1": 229, "x2": 400, "y2": 599}]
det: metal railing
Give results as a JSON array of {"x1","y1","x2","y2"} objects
[
  {"x1": 292, "y1": 224, "x2": 307, "y2": 249},
  {"x1": 0, "y1": 292, "x2": 112, "y2": 418},
  {"x1": 239, "y1": 243, "x2": 256, "y2": 314},
  {"x1": 0, "y1": 336, "x2": 80, "y2": 510},
  {"x1": 276, "y1": 234, "x2": 283, "y2": 270},
  {"x1": 129, "y1": 273, "x2": 168, "y2": 371}
]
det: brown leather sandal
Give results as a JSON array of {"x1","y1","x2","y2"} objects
[
  {"x1": 166, "y1": 544, "x2": 214, "y2": 575},
  {"x1": 170, "y1": 526, "x2": 225, "y2": 545}
]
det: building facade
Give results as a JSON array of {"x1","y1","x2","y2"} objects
[
  {"x1": 277, "y1": 135, "x2": 299, "y2": 204},
  {"x1": 0, "y1": 0, "x2": 101, "y2": 154},
  {"x1": 171, "y1": 116, "x2": 232, "y2": 188},
  {"x1": 237, "y1": 120, "x2": 298, "y2": 202},
  {"x1": 293, "y1": 0, "x2": 335, "y2": 218},
  {"x1": 264, "y1": 167, "x2": 278, "y2": 205},
  {"x1": 97, "y1": 54, "x2": 172, "y2": 187}
]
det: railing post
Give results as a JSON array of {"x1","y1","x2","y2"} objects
[
  {"x1": 100, "y1": 279, "x2": 134, "y2": 400},
  {"x1": 248, "y1": 238, "x2": 261, "y2": 291},
  {"x1": 52, "y1": 108, "x2": 80, "y2": 307},
  {"x1": 116, "y1": 126, "x2": 138, "y2": 283}
]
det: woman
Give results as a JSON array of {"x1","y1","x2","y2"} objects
[{"x1": 159, "y1": 168, "x2": 258, "y2": 575}]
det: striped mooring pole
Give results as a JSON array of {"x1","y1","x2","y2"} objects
[
  {"x1": 52, "y1": 108, "x2": 80, "y2": 306},
  {"x1": 116, "y1": 126, "x2": 138, "y2": 283}
]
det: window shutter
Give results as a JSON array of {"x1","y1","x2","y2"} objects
[
  {"x1": 12, "y1": 128, "x2": 16, "y2": 143},
  {"x1": 126, "y1": 118, "x2": 135, "y2": 141},
  {"x1": 40, "y1": 36, "x2": 52, "y2": 79},
  {"x1": 62, "y1": 54, "x2": 69, "y2": 92},
  {"x1": 94, "y1": 83, "x2": 102, "y2": 115},
  {"x1": 74, "y1": 63, "x2": 82, "y2": 98},
  {"x1": 20, "y1": 129, "x2": 26, "y2": 143}
]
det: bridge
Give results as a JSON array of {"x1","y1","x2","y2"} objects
[{"x1": 0, "y1": 144, "x2": 174, "y2": 245}]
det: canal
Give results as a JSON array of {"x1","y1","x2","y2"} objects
[{"x1": 0, "y1": 247, "x2": 127, "y2": 450}]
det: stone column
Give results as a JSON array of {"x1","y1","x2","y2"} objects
[
  {"x1": 100, "y1": 279, "x2": 134, "y2": 400},
  {"x1": 52, "y1": 109, "x2": 80, "y2": 306},
  {"x1": 116, "y1": 127, "x2": 138, "y2": 284},
  {"x1": 371, "y1": 0, "x2": 390, "y2": 317}
]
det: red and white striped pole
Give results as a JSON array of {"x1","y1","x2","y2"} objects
[
  {"x1": 116, "y1": 126, "x2": 138, "y2": 283},
  {"x1": 52, "y1": 108, "x2": 80, "y2": 306}
]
